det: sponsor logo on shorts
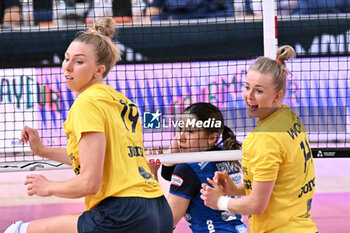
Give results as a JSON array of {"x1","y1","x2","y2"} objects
[{"x1": 171, "y1": 175, "x2": 183, "y2": 186}]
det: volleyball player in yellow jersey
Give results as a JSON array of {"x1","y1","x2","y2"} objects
[
  {"x1": 200, "y1": 45, "x2": 318, "y2": 233},
  {"x1": 5, "y1": 17, "x2": 173, "y2": 233}
]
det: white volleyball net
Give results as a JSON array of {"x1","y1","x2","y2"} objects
[{"x1": 1, "y1": 0, "x2": 349, "y2": 172}]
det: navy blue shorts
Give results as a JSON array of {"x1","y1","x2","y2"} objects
[{"x1": 78, "y1": 196, "x2": 173, "y2": 233}]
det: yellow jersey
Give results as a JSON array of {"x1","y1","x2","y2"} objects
[
  {"x1": 242, "y1": 105, "x2": 318, "y2": 233},
  {"x1": 63, "y1": 83, "x2": 163, "y2": 210}
]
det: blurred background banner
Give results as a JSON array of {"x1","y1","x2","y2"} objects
[{"x1": 1, "y1": 17, "x2": 350, "y2": 68}]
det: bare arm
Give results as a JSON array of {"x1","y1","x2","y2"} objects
[
  {"x1": 226, "y1": 180, "x2": 275, "y2": 215},
  {"x1": 25, "y1": 132, "x2": 106, "y2": 198},
  {"x1": 167, "y1": 193, "x2": 190, "y2": 227},
  {"x1": 201, "y1": 179, "x2": 275, "y2": 215},
  {"x1": 40, "y1": 147, "x2": 70, "y2": 165},
  {"x1": 20, "y1": 126, "x2": 70, "y2": 164}
]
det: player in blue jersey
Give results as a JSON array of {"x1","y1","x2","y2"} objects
[{"x1": 152, "y1": 103, "x2": 247, "y2": 233}]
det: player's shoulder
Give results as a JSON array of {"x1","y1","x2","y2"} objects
[
  {"x1": 78, "y1": 83, "x2": 129, "y2": 103},
  {"x1": 77, "y1": 83, "x2": 106, "y2": 99},
  {"x1": 174, "y1": 163, "x2": 193, "y2": 173},
  {"x1": 257, "y1": 105, "x2": 299, "y2": 132}
]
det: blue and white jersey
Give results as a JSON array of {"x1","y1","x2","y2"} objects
[{"x1": 170, "y1": 160, "x2": 247, "y2": 233}]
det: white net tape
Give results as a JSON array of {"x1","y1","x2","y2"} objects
[{"x1": 0, "y1": 150, "x2": 243, "y2": 172}]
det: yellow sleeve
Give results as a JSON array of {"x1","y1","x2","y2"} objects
[
  {"x1": 70, "y1": 98, "x2": 105, "y2": 142},
  {"x1": 249, "y1": 134, "x2": 284, "y2": 182}
]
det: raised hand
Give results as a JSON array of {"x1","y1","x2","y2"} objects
[
  {"x1": 200, "y1": 177, "x2": 225, "y2": 210},
  {"x1": 213, "y1": 171, "x2": 240, "y2": 196},
  {"x1": 20, "y1": 126, "x2": 46, "y2": 156}
]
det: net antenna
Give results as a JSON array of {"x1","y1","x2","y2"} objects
[{"x1": 263, "y1": 0, "x2": 278, "y2": 58}]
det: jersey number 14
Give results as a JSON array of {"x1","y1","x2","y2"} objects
[
  {"x1": 119, "y1": 99, "x2": 139, "y2": 133},
  {"x1": 300, "y1": 139, "x2": 311, "y2": 173}
]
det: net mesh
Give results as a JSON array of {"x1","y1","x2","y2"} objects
[{"x1": 0, "y1": 0, "x2": 349, "y2": 171}]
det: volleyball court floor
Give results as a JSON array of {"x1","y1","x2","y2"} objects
[{"x1": 0, "y1": 158, "x2": 349, "y2": 233}]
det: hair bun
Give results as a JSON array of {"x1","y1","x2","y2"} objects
[
  {"x1": 276, "y1": 45, "x2": 296, "y2": 64},
  {"x1": 91, "y1": 17, "x2": 116, "y2": 38}
]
